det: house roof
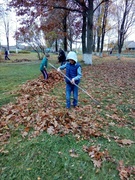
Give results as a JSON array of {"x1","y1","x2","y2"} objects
[{"x1": 127, "y1": 41, "x2": 135, "y2": 48}]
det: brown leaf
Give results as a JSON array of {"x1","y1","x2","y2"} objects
[
  {"x1": 70, "y1": 153, "x2": 79, "y2": 158},
  {"x1": 69, "y1": 149, "x2": 79, "y2": 158},
  {"x1": 21, "y1": 131, "x2": 28, "y2": 138},
  {"x1": 47, "y1": 126, "x2": 55, "y2": 135},
  {"x1": 117, "y1": 160, "x2": 132, "y2": 180},
  {"x1": 92, "y1": 159, "x2": 102, "y2": 168},
  {"x1": 116, "y1": 139, "x2": 134, "y2": 145}
]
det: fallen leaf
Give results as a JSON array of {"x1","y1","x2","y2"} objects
[
  {"x1": 69, "y1": 149, "x2": 79, "y2": 158},
  {"x1": 21, "y1": 131, "x2": 28, "y2": 138},
  {"x1": 70, "y1": 153, "x2": 79, "y2": 158},
  {"x1": 92, "y1": 159, "x2": 102, "y2": 168},
  {"x1": 116, "y1": 139, "x2": 134, "y2": 145},
  {"x1": 47, "y1": 126, "x2": 55, "y2": 135}
]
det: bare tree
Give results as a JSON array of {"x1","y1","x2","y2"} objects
[
  {"x1": 0, "y1": 0, "x2": 11, "y2": 52},
  {"x1": 95, "y1": 2, "x2": 102, "y2": 55},
  {"x1": 114, "y1": 0, "x2": 135, "y2": 59},
  {"x1": 99, "y1": 0, "x2": 110, "y2": 57},
  {"x1": 0, "y1": 5, "x2": 3, "y2": 57},
  {"x1": 15, "y1": 24, "x2": 47, "y2": 60}
]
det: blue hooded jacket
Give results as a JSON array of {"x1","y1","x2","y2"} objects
[{"x1": 65, "y1": 62, "x2": 81, "y2": 84}]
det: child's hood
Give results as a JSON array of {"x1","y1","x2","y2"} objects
[{"x1": 66, "y1": 51, "x2": 78, "y2": 63}]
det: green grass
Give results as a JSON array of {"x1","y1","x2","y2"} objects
[
  {"x1": 0, "y1": 133, "x2": 120, "y2": 180},
  {"x1": 0, "y1": 52, "x2": 59, "y2": 107},
  {"x1": 1, "y1": 132, "x2": 134, "y2": 180},
  {"x1": 1, "y1": 51, "x2": 40, "y2": 61},
  {"x1": 0, "y1": 54, "x2": 135, "y2": 180},
  {"x1": 0, "y1": 62, "x2": 40, "y2": 107}
]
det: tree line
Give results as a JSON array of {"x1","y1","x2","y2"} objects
[{"x1": 0, "y1": 0, "x2": 135, "y2": 63}]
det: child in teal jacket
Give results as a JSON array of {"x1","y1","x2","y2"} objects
[{"x1": 40, "y1": 54, "x2": 49, "y2": 79}]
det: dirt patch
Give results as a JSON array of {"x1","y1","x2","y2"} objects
[{"x1": 13, "y1": 59, "x2": 32, "y2": 62}]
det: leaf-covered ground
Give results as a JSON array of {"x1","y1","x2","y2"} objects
[{"x1": 0, "y1": 60, "x2": 135, "y2": 179}]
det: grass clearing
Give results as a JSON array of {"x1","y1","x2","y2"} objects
[
  {"x1": 0, "y1": 53, "x2": 135, "y2": 180},
  {"x1": 0, "y1": 53, "x2": 59, "y2": 107},
  {"x1": 0, "y1": 62, "x2": 40, "y2": 107},
  {"x1": 1, "y1": 133, "x2": 120, "y2": 180}
]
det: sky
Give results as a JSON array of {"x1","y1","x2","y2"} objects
[
  {"x1": 0, "y1": 0, "x2": 18, "y2": 46},
  {"x1": 0, "y1": 0, "x2": 135, "y2": 46},
  {"x1": 1, "y1": 22, "x2": 135, "y2": 46},
  {"x1": 1, "y1": 28, "x2": 134, "y2": 47}
]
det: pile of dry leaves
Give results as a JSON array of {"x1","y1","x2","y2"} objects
[{"x1": 0, "y1": 70, "x2": 104, "y2": 142}]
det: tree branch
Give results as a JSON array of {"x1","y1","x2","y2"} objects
[{"x1": 93, "y1": 0, "x2": 110, "y2": 13}]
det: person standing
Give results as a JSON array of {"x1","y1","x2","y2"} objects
[
  {"x1": 58, "y1": 48, "x2": 66, "y2": 65},
  {"x1": 57, "y1": 51, "x2": 82, "y2": 109},
  {"x1": 109, "y1": 49, "x2": 113, "y2": 55},
  {"x1": 5, "y1": 49, "x2": 10, "y2": 60},
  {"x1": 40, "y1": 54, "x2": 49, "y2": 79}
]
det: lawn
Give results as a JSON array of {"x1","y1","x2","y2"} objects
[
  {"x1": 0, "y1": 62, "x2": 40, "y2": 106},
  {"x1": 0, "y1": 53, "x2": 135, "y2": 180},
  {"x1": 0, "y1": 52, "x2": 58, "y2": 107}
]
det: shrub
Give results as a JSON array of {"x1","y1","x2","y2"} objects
[{"x1": 18, "y1": 51, "x2": 31, "y2": 54}]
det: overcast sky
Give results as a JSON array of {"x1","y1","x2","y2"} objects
[{"x1": 0, "y1": 0, "x2": 135, "y2": 46}]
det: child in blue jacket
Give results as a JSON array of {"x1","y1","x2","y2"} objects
[
  {"x1": 57, "y1": 51, "x2": 82, "y2": 109},
  {"x1": 40, "y1": 54, "x2": 49, "y2": 79}
]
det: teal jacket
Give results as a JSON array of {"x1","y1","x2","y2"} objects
[{"x1": 40, "y1": 57, "x2": 48, "y2": 71}]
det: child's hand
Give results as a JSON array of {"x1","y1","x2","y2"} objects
[
  {"x1": 57, "y1": 68, "x2": 61, "y2": 72},
  {"x1": 71, "y1": 78, "x2": 75, "y2": 84}
]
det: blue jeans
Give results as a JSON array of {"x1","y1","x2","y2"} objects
[{"x1": 66, "y1": 83, "x2": 78, "y2": 108}]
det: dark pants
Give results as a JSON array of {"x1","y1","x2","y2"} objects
[
  {"x1": 41, "y1": 69, "x2": 48, "y2": 79},
  {"x1": 61, "y1": 61, "x2": 66, "y2": 66},
  {"x1": 5, "y1": 55, "x2": 10, "y2": 60}
]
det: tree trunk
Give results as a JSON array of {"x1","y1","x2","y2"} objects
[
  {"x1": 55, "y1": 39, "x2": 58, "y2": 52},
  {"x1": 100, "y1": 33, "x2": 105, "y2": 57},
  {"x1": 63, "y1": 16, "x2": 67, "y2": 52},
  {"x1": 117, "y1": 31, "x2": 124, "y2": 60},
  {"x1": 83, "y1": 0, "x2": 93, "y2": 65},
  {"x1": 82, "y1": 12, "x2": 87, "y2": 54},
  {"x1": 100, "y1": 1, "x2": 109, "y2": 57},
  {"x1": 96, "y1": 35, "x2": 100, "y2": 55},
  {"x1": 93, "y1": 34, "x2": 96, "y2": 52},
  {"x1": 7, "y1": 36, "x2": 9, "y2": 53}
]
